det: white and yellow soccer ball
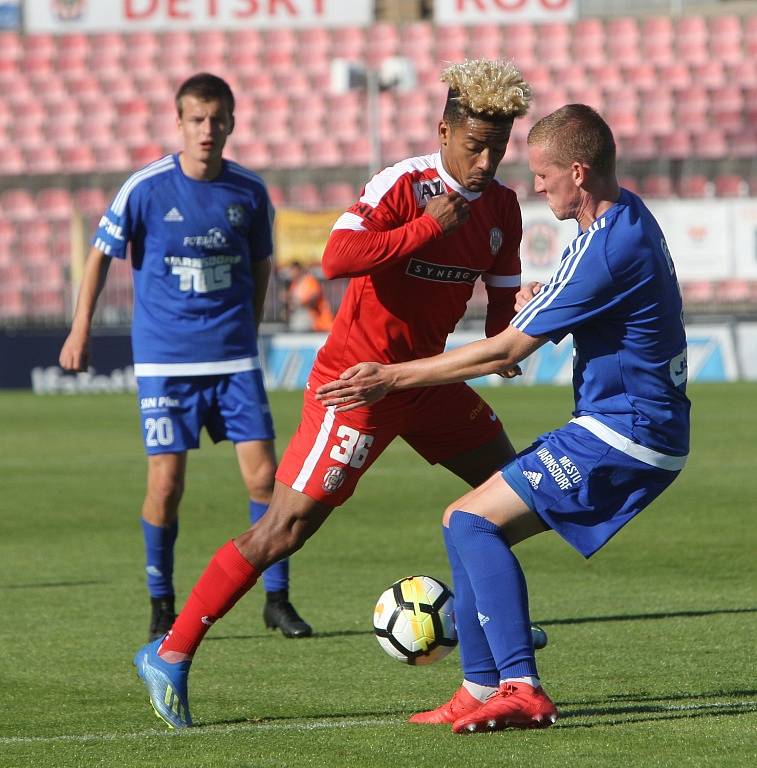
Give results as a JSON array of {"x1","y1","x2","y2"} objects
[{"x1": 373, "y1": 575, "x2": 457, "y2": 665}]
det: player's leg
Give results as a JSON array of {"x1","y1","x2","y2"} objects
[
  {"x1": 236, "y1": 439, "x2": 312, "y2": 638},
  {"x1": 142, "y1": 452, "x2": 186, "y2": 640},
  {"x1": 442, "y1": 473, "x2": 557, "y2": 733},
  {"x1": 137, "y1": 375, "x2": 206, "y2": 641},
  {"x1": 134, "y1": 481, "x2": 332, "y2": 729}
]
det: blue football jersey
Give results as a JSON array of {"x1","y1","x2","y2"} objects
[
  {"x1": 512, "y1": 189, "x2": 690, "y2": 458},
  {"x1": 93, "y1": 154, "x2": 273, "y2": 373}
]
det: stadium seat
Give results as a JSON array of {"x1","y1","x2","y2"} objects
[
  {"x1": 74, "y1": 188, "x2": 109, "y2": 216},
  {"x1": 727, "y1": 130, "x2": 757, "y2": 158},
  {"x1": 605, "y1": 17, "x2": 640, "y2": 66},
  {"x1": 269, "y1": 138, "x2": 306, "y2": 170},
  {"x1": 714, "y1": 174, "x2": 746, "y2": 197},
  {"x1": 658, "y1": 130, "x2": 692, "y2": 159},
  {"x1": 691, "y1": 128, "x2": 728, "y2": 160},
  {"x1": 340, "y1": 136, "x2": 373, "y2": 167},
  {"x1": 640, "y1": 17, "x2": 674, "y2": 66},
  {"x1": 0, "y1": 286, "x2": 26, "y2": 319},
  {"x1": 322, "y1": 182, "x2": 357, "y2": 209},
  {"x1": 682, "y1": 280, "x2": 714, "y2": 304},
  {"x1": 0, "y1": 145, "x2": 25, "y2": 175},
  {"x1": 287, "y1": 182, "x2": 322, "y2": 210},
  {"x1": 302, "y1": 137, "x2": 341, "y2": 168},
  {"x1": 23, "y1": 146, "x2": 61, "y2": 174},
  {"x1": 658, "y1": 63, "x2": 690, "y2": 90},
  {"x1": 638, "y1": 99, "x2": 674, "y2": 137},
  {"x1": 37, "y1": 188, "x2": 73, "y2": 219},
  {"x1": 718, "y1": 279, "x2": 751, "y2": 303},
  {"x1": 677, "y1": 175, "x2": 711, "y2": 198},
  {"x1": 641, "y1": 174, "x2": 674, "y2": 198},
  {"x1": 330, "y1": 26, "x2": 366, "y2": 59},
  {"x1": 621, "y1": 133, "x2": 657, "y2": 161},
  {"x1": 690, "y1": 60, "x2": 725, "y2": 88},
  {"x1": 0, "y1": 187, "x2": 38, "y2": 221},
  {"x1": 232, "y1": 140, "x2": 270, "y2": 168},
  {"x1": 60, "y1": 145, "x2": 95, "y2": 172},
  {"x1": 93, "y1": 144, "x2": 131, "y2": 173}
]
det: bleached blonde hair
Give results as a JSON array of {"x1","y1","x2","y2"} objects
[{"x1": 440, "y1": 59, "x2": 531, "y2": 121}]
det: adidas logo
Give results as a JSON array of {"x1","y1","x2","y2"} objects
[
  {"x1": 523, "y1": 470, "x2": 542, "y2": 490},
  {"x1": 163, "y1": 207, "x2": 184, "y2": 222},
  {"x1": 477, "y1": 611, "x2": 490, "y2": 627}
]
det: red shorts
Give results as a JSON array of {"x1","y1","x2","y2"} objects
[{"x1": 276, "y1": 379, "x2": 503, "y2": 506}]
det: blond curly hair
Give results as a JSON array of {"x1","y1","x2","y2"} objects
[{"x1": 440, "y1": 59, "x2": 531, "y2": 120}]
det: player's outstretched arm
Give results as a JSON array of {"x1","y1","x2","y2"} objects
[
  {"x1": 316, "y1": 326, "x2": 546, "y2": 410},
  {"x1": 59, "y1": 247, "x2": 111, "y2": 372}
]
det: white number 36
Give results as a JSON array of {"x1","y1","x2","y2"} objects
[{"x1": 329, "y1": 426, "x2": 374, "y2": 468}]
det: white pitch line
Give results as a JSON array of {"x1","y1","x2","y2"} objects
[{"x1": 0, "y1": 701, "x2": 753, "y2": 746}]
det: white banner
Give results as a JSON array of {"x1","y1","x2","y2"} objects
[
  {"x1": 730, "y1": 201, "x2": 757, "y2": 279},
  {"x1": 518, "y1": 197, "x2": 741, "y2": 284},
  {"x1": 434, "y1": 0, "x2": 576, "y2": 26},
  {"x1": 647, "y1": 200, "x2": 733, "y2": 281},
  {"x1": 23, "y1": 0, "x2": 374, "y2": 33}
]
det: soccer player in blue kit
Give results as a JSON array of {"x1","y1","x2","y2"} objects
[
  {"x1": 318, "y1": 104, "x2": 691, "y2": 733},
  {"x1": 59, "y1": 73, "x2": 312, "y2": 641}
]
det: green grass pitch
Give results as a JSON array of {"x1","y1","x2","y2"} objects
[{"x1": 0, "y1": 383, "x2": 754, "y2": 767}]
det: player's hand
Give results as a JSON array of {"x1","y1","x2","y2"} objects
[
  {"x1": 315, "y1": 363, "x2": 392, "y2": 411},
  {"x1": 424, "y1": 192, "x2": 470, "y2": 234},
  {"x1": 514, "y1": 281, "x2": 543, "y2": 312},
  {"x1": 59, "y1": 332, "x2": 90, "y2": 372}
]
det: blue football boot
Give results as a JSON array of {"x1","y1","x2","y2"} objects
[{"x1": 133, "y1": 637, "x2": 193, "y2": 728}]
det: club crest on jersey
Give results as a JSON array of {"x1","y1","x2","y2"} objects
[
  {"x1": 489, "y1": 227, "x2": 503, "y2": 256},
  {"x1": 322, "y1": 466, "x2": 346, "y2": 493},
  {"x1": 413, "y1": 177, "x2": 445, "y2": 207},
  {"x1": 225, "y1": 203, "x2": 246, "y2": 229}
]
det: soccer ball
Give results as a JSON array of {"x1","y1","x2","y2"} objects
[{"x1": 373, "y1": 575, "x2": 457, "y2": 665}]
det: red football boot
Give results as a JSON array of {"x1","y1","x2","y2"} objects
[
  {"x1": 452, "y1": 682, "x2": 558, "y2": 733},
  {"x1": 408, "y1": 685, "x2": 488, "y2": 725}
]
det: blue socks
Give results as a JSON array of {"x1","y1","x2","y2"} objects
[
  {"x1": 447, "y1": 510, "x2": 537, "y2": 680},
  {"x1": 249, "y1": 500, "x2": 289, "y2": 592},
  {"x1": 141, "y1": 518, "x2": 178, "y2": 598},
  {"x1": 443, "y1": 525, "x2": 499, "y2": 687}
]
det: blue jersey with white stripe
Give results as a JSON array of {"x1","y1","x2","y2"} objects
[
  {"x1": 93, "y1": 154, "x2": 273, "y2": 369},
  {"x1": 512, "y1": 189, "x2": 690, "y2": 456}
]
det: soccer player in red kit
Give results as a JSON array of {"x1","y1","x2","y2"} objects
[{"x1": 133, "y1": 59, "x2": 536, "y2": 729}]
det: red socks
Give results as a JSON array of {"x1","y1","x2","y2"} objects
[{"x1": 159, "y1": 540, "x2": 259, "y2": 658}]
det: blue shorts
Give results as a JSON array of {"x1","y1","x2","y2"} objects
[
  {"x1": 502, "y1": 422, "x2": 680, "y2": 558},
  {"x1": 136, "y1": 371, "x2": 275, "y2": 455}
]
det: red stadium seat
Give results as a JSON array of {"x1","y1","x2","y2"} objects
[
  {"x1": 691, "y1": 128, "x2": 728, "y2": 160},
  {"x1": 24, "y1": 146, "x2": 61, "y2": 174},
  {"x1": 718, "y1": 279, "x2": 750, "y2": 303},
  {"x1": 74, "y1": 188, "x2": 109, "y2": 216},
  {"x1": 268, "y1": 138, "x2": 306, "y2": 170},
  {"x1": 727, "y1": 130, "x2": 757, "y2": 158},
  {"x1": 330, "y1": 26, "x2": 365, "y2": 59},
  {"x1": 682, "y1": 280, "x2": 714, "y2": 304},
  {"x1": 340, "y1": 136, "x2": 373, "y2": 167},
  {"x1": 37, "y1": 188, "x2": 73, "y2": 219},
  {"x1": 302, "y1": 137, "x2": 341, "y2": 168},
  {"x1": 266, "y1": 184, "x2": 285, "y2": 209},
  {"x1": 287, "y1": 183, "x2": 321, "y2": 210},
  {"x1": 714, "y1": 174, "x2": 746, "y2": 197},
  {"x1": 677, "y1": 175, "x2": 711, "y2": 198},
  {"x1": 93, "y1": 144, "x2": 131, "y2": 173},
  {"x1": 658, "y1": 130, "x2": 692, "y2": 159},
  {"x1": 657, "y1": 63, "x2": 690, "y2": 90},
  {"x1": 606, "y1": 17, "x2": 640, "y2": 66},
  {"x1": 638, "y1": 99, "x2": 674, "y2": 136},
  {"x1": 1, "y1": 189, "x2": 37, "y2": 220},
  {"x1": 322, "y1": 182, "x2": 357, "y2": 209},
  {"x1": 621, "y1": 134, "x2": 657, "y2": 161},
  {"x1": 641, "y1": 174, "x2": 674, "y2": 198},
  {"x1": 0, "y1": 145, "x2": 25, "y2": 175},
  {"x1": 60, "y1": 145, "x2": 95, "y2": 172},
  {"x1": 230, "y1": 140, "x2": 268, "y2": 168}
]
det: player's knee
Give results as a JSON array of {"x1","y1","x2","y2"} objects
[
  {"x1": 147, "y1": 473, "x2": 184, "y2": 509},
  {"x1": 242, "y1": 460, "x2": 277, "y2": 501}
]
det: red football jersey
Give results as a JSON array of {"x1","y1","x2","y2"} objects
[{"x1": 313, "y1": 152, "x2": 522, "y2": 383}]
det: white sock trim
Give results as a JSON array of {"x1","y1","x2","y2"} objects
[
  {"x1": 503, "y1": 676, "x2": 541, "y2": 688},
  {"x1": 462, "y1": 680, "x2": 498, "y2": 702}
]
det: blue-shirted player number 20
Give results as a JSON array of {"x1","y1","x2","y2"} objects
[{"x1": 145, "y1": 417, "x2": 174, "y2": 447}]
